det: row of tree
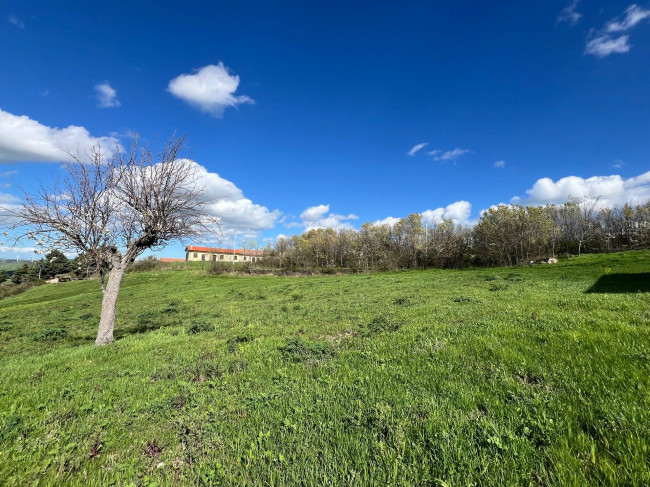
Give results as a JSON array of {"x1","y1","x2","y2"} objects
[{"x1": 262, "y1": 199, "x2": 650, "y2": 271}]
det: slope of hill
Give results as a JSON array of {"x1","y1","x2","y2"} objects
[{"x1": 0, "y1": 251, "x2": 648, "y2": 485}]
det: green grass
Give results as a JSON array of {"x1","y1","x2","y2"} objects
[{"x1": 0, "y1": 251, "x2": 648, "y2": 486}]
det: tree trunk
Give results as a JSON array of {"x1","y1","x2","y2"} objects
[{"x1": 95, "y1": 259, "x2": 126, "y2": 346}]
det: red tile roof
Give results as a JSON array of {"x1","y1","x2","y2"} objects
[{"x1": 185, "y1": 245, "x2": 265, "y2": 256}]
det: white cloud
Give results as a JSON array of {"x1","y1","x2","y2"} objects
[
  {"x1": 0, "y1": 192, "x2": 20, "y2": 205},
  {"x1": 0, "y1": 192, "x2": 23, "y2": 226},
  {"x1": 585, "y1": 4, "x2": 650, "y2": 58},
  {"x1": 585, "y1": 34, "x2": 631, "y2": 57},
  {"x1": 184, "y1": 160, "x2": 280, "y2": 236},
  {"x1": 95, "y1": 82, "x2": 120, "y2": 108},
  {"x1": 421, "y1": 200, "x2": 472, "y2": 226},
  {"x1": 8, "y1": 15, "x2": 24, "y2": 28},
  {"x1": 168, "y1": 63, "x2": 254, "y2": 117},
  {"x1": 558, "y1": 0, "x2": 582, "y2": 25},
  {"x1": 299, "y1": 204, "x2": 358, "y2": 231},
  {"x1": 494, "y1": 160, "x2": 505, "y2": 168},
  {"x1": 605, "y1": 4, "x2": 650, "y2": 32},
  {"x1": 430, "y1": 148, "x2": 472, "y2": 162},
  {"x1": 613, "y1": 159, "x2": 624, "y2": 169},
  {"x1": 300, "y1": 204, "x2": 329, "y2": 221},
  {"x1": 376, "y1": 201, "x2": 473, "y2": 229},
  {"x1": 511, "y1": 171, "x2": 650, "y2": 208},
  {"x1": 407, "y1": 142, "x2": 428, "y2": 156},
  {"x1": 0, "y1": 246, "x2": 37, "y2": 255},
  {"x1": 373, "y1": 216, "x2": 401, "y2": 227},
  {"x1": 0, "y1": 109, "x2": 120, "y2": 163}
]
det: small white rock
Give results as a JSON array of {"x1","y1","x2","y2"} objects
[{"x1": 156, "y1": 462, "x2": 165, "y2": 469}]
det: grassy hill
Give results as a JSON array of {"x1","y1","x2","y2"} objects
[
  {"x1": 0, "y1": 259, "x2": 32, "y2": 273},
  {"x1": 0, "y1": 251, "x2": 648, "y2": 486}
]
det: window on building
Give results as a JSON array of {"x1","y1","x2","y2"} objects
[
  {"x1": 252, "y1": 257, "x2": 256, "y2": 263},
  {"x1": 212, "y1": 255, "x2": 216, "y2": 261},
  {"x1": 233, "y1": 256, "x2": 237, "y2": 261},
  {"x1": 243, "y1": 256, "x2": 247, "y2": 261},
  {"x1": 201, "y1": 254, "x2": 205, "y2": 261},
  {"x1": 220, "y1": 254, "x2": 224, "y2": 260}
]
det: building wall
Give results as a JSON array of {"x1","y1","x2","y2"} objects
[{"x1": 185, "y1": 251, "x2": 261, "y2": 263}]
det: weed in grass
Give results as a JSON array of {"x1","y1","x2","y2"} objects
[
  {"x1": 279, "y1": 337, "x2": 334, "y2": 363},
  {"x1": 144, "y1": 440, "x2": 163, "y2": 458},
  {"x1": 187, "y1": 321, "x2": 214, "y2": 334},
  {"x1": 33, "y1": 327, "x2": 67, "y2": 341},
  {"x1": 361, "y1": 315, "x2": 402, "y2": 336},
  {"x1": 29, "y1": 369, "x2": 43, "y2": 385},
  {"x1": 162, "y1": 302, "x2": 180, "y2": 313},
  {"x1": 227, "y1": 358, "x2": 248, "y2": 374},
  {"x1": 88, "y1": 438, "x2": 102, "y2": 459},
  {"x1": 452, "y1": 296, "x2": 473, "y2": 303},
  {"x1": 489, "y1": 283, "x2": 509, "y2": 292},
  {"x1": 227, "y1": 334, "x2": 254, "y2": 353},
  {"x1": 137, "y1": 311, "x2": 158, "y2": 325},
  {"x1": 170, "y1": 394, "x2": 188, "y2": 410},
  {"x1": 505, "y1": 273, "x2": 525, "y2": 282}
]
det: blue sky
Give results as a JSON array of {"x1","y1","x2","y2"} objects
[{"x1": 1, "y1": 1, "x2": 649, "y2": 258}]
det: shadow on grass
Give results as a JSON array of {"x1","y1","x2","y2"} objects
[
  {"x1": 586, "y1": 273, "x2": 650, "y2": 293},
  {"x1": 115, "y1": 320, "x2": 180, "y2": 339}
]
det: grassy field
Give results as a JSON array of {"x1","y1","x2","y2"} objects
[
  {"x1": 0, "y1": 259, "x2": 31, "y2": 273},
  {"x1": 0, "y1": 251, "x2": 648, "y2": 486}
]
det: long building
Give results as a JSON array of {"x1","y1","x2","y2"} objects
[{"x1": 185, "y1": 245, "x2": 264, "y2": 263}]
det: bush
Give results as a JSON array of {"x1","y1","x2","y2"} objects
[
  {"x1": 128, "y1": 256, "x2": 166, "y2": 273},
  {"x1": 208, "y1": 262, "x2": 234, "y2": 275}
]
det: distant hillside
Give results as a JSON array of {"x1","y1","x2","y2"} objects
[{"x1": 0, "y1": 259, "x2": 32, "y2": 273}]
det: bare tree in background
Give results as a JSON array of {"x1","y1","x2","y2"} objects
[{"x1": 2, "y1": 135, "x2": 219, "y2": 345}]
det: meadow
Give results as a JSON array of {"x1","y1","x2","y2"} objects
[{"x1": 0, "y1": 251, "x2": 648, "y2": 486}]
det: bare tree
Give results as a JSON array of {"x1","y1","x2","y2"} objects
[{"x1": 2, "y1": 135, "x2": 218, "y2": 345}]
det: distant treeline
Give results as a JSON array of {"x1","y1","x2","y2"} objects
[{"x1": 261, "y1": 200, "x2": 650, "y2": 271}]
